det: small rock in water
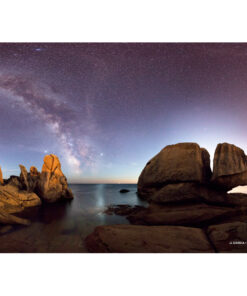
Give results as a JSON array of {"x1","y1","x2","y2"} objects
[{"x1": 119, "y1": 189, "x2": 130, "y2": 193}]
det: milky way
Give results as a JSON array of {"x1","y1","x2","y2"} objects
[{"x1": 1, "y1": 43, "x2": 247, "y2": 183}]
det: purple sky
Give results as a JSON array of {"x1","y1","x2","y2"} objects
[{"x1": 1, "y1": 43, "x2": 247, "y2": 183}]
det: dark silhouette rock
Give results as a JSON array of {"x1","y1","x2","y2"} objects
[
  {"x1": 119, "y1": 189, "x2": 130, "y2": 193},
  {"x1": 212, "y1": 143, "x2": 247, "y2": 190},
  {"x1": 85, "y1": 224, "x2": 214, "y2": 253}
]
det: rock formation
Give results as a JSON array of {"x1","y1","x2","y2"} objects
[
  {"x1": 138, "y1": 143, "x2": 212, "y2": 203},
  {"x1": 86, "y1": 142, "x2": 247, "y2": 253},
  {"x1": 17, "y1": 154, "x2": 73, "y2": 203},
  {"x1": 212, "y1": 143, "x2": 247, "y2": 190},
  {"x1": 0, "y1": 154, "x2": 73, "y2": 225},
  {"x1": 138, "y1": 142, "x2": 247, "y2": 204},
  {"x1": 36, "y1": 154, "x2": 73, "y2": 203},
  {"x1": 0, "y1": 178, "x2": 41, "y2": 225}
]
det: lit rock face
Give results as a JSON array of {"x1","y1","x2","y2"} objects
[
  {"x1": 0, "y1": 176, "x2": 41, "y2": 225},
  {"x1": 37, "y1": 154, "x2": 73, "y2": 203},
  {"x1": 0, "y1": 155, "x2": 73, "y2": 225},
  {"x1": 0, "y1": 183, "x2": 41, "y2": 209},
  {"x1": 138, "y1": 143, "x2": 212, "y2": 202},
  {"x1": 212, "y1": 143, "x2": 247, "y2": 190},
  {"x1": 19, "y1": 165, "x2": 40, "y2": 192},
  {"x1": 0, "y1": 167, "x2": 3, "y2": 185}
]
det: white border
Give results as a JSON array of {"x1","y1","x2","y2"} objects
[{"x1": 1, "y1": 0, "x2": 247, "y2": 295}]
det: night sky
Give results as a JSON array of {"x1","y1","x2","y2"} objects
[{"x1": 1, "y1": 43, "x2": 247, "y2": 183}]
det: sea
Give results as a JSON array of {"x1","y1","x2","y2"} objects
[{"x1": 0, "y1": 184, "x2": 147, "y2": 252}]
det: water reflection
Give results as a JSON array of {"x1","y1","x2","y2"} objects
[
  {"x1": 95, "y1": 184, "x2": 105, "y2": 208},
  {"x1": 0, "y1": 184, "x2": 147, "y2": 252}
]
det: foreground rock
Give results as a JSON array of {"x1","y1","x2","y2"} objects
[
  {"x1": 212, "y1": 143, "x2": 247, "y2": 190},
  {"x1": 85, "y1": 224, "x2": 214, "y2": 253},
  {"x1": 207, "y1": 222, "x2": 247, "y2": 252},
  {"x1": 138, "y1": 143, "x2": 212, "y2": 202},
  {"x1": 37, "y1": 154, "x2": 73, "y2": 203},
  {"x1": 127, "y1": 203, "x2": 241, "y2": 227}
]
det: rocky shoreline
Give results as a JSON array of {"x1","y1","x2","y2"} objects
[
  {"x1": 0, "y1": 154, "x2": 73, "y2": 227},
  {"x1": 85, "y1": 142, "x2": 247, "y2": 253}
]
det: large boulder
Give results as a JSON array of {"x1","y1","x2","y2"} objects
[
  {"x1": 36, "y1": 154, "x2": 73, "y2": 203},
  {"x1": 211, "y1": 143, "x2": 247, "y2": 190},
  {"x1": 138, "y1": 143, "x2": 212, "y2": 201},
  {"x1": 85, "y1": 224, "x2": 214, "y2": 253}
]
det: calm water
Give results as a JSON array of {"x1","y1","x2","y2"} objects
[{"x1": 0, "y1": 184, "x2": 147, "y2": 252}]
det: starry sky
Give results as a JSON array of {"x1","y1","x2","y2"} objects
[{"x1": 1, "y1": 43, "x2": 247, "y2": 183}]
